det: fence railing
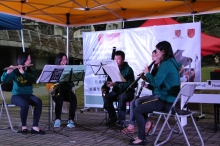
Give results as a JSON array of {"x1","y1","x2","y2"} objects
[{"x1": 0, "y1": 29, "x2": 83, "y2": 59}]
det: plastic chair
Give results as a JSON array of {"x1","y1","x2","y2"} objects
[
  {"x1": 153, "y1": 84, "x2": 204, "y2": 146},
  {"x1": 0, "y1": 82, "x2": 33, "y2": 132}
]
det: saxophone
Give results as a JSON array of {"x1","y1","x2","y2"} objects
[{"x1": 49, "y1": 83, "x2": 61, "y2": 96}]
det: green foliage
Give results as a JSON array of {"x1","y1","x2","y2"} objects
[{"x1": 175, "y1": 13, "x2": 220, "y2": 38}]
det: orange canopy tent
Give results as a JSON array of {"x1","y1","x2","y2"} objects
[
  {"x1": 140, "y1": 18, "x2": 220, "y2": 56},
  {"x1": 0, "y1": 0, "x2": 220, "y2": 26}
]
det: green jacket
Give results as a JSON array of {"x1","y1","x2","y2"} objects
[
  {"x1": 1, "y1": 68, "x2": 35, "y2": 95},
  {"x1": 102, "y1": 62, "x2": 136, "y2": 93},
  {"x1": 145, "y1": 58, "x2": 181, "y2": 102}
]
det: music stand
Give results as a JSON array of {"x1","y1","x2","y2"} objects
[
  {"x1": 87, "y1": 60, "x2": 116, "y2": 125},
  {"x1": 36, "y1": 65, "x2": 65, "y2": 134}
]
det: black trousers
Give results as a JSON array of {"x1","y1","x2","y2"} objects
[
  {"x1": 52, "y1": 91, "x2": 77, "y2": 121},
  {"x1": 103, "y1": 91, "x2": 134, "y2": 121}
]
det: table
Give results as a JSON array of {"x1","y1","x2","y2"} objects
[{"x1": 181, "y1": 81, "x2": 220, "y2": 130}]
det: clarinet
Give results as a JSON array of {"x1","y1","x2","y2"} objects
[
  {"x1": 125, "y1": 61, "x2": 155, "y2": 93},
  {"x1": 135, "y1": 81, "x2": 145, "y2": 99}
]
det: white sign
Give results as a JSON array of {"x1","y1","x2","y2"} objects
[{"x1": 83, "y1": 22, "x2": 201, "y2": 108}]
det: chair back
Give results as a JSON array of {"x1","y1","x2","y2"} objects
[
  {"x1": 0, "y1": 82, "x2": 13, "y2": 102},
  {"x1": 179, "y1": 84, "x2": 196, "y2": 97},
  {"x1": 1, "y1": 82, "x2": 13, "y2": 92},
  {"x1": 170, "y1": 84, "x2": 197, "y2": 112}
]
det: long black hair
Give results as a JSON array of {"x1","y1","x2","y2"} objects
[
  {"x1": 16, "y1": 52, "x2": 32, "y2": 72},
  {"x1": 151, "y1": 50, "x2": 158, "y2": 76},
  {"x1": 54, "y1": 53, "x2": 68, "y2": 65},
  {"x1": 156, "y1": 41, "x2": 175, "y2": 63}
]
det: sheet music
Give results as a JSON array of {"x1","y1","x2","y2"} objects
[
  {"x1": 89, "y1": 60, "x2": 116, "y2": 75},
  {"x1": 36, "y1": 65, "x2": 65, "y2": 83},
  {"x1": 102, "y1": 62, "x2": 126, "y2": 82}
]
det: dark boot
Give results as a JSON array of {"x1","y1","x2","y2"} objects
[
  {"x1": 107, "y1": 111, "x2": 117, "y2": 125},
  {"x1": 107, "y1": 116, "x2": 118, "y2": 125}
]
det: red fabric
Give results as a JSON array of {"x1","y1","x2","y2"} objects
[
  {"x1": 214, "y1": 70, "x2": 220, "y2": 72},
  {"x1": 140, "y1": 18, "x2": 220, "y2": 56}
]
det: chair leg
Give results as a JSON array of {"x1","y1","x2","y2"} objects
[
  {"x1": 149, "y1": 114, "x2": 162, "y2": 135},
  {"x1": 149, "y1": 114, "x2": 181, "y2": 136},
  {"x1": 190, "y1": 115, "x2": 204, "y2": 146},
  {"x1": 4, "y1": 104, "x2": 18, "y2": 132},
  {"x1": 154, "y1": 114, "x2": 172, "y2": 146},
  {"x1": 176, "y1": 115, "x2": 190, "y2": 146},
  {"x1": 0, "y1": 104, "x2": 3, "y2": 120},
  {"x1": 74, "y1": 111, "x2": 78, "y2": 123}
]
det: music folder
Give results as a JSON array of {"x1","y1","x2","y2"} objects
[{"x1": 59, "y1": 65, "x2": 86, "y2": 82}]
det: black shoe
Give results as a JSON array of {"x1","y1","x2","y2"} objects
[
  {"x1": 31, "y1": 128, "x2": 45, "y2": 135},
  {"x1": 106, "y1": 118, "x2": 118, "y2": 125},
  {"x1": 21, "y1": 129, "x2": 29, "y2": 135},
  {"x1": 129, "y1": 137, "x2": 137, "y2": 143},
  {"x1": 116, "y1": 120, "x2": 125, "y2": 128}
]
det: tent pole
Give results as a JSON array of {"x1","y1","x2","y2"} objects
[
  {"x1": 122, "y1": 21, "x2": 124, "y2": 29},
  {"x1": 193, "y1": 15, "x2": 195, "y2": 22},
  {"x1": 66, "y1": 26, "x2": 69, "y2": 63},
  {"x1": 20, "y1": 17, "x2": 25, "y2": 52}
]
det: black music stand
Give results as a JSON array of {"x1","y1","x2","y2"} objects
[
  {"x1": 36, "y1": 65, "x2": 65, "y2": 134},
  {"x1": 98, "y1": 63, "x2": 134, "y2": 140},
  {"x1": 87, "y1": 60, "x2": 115, "y2": 125}
]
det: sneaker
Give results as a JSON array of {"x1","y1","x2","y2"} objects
[
  {"x1": 67, "y1": 120, "x2": 75, "y2": 128},
  {"x1": 54, "y1": 119, "x2": 61, "y2": 128}
]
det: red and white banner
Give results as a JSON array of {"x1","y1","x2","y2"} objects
[{"x1": 83, "y1": 22, "x2": 201, "y2": 108}]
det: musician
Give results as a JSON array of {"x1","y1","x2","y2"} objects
[
  {"x1": 121, "y1": 50, "x2": 159, "y2": 134},
  {"x1": 102, "y1": 50, "x2": 136, "y2": 126},
  {"x1": 52, "y1": 53, "x2": 77, "y2": 128},
  {"x1": 1, "y1": 52, "x2": 45, "y2": 135},
  {"x1": 130, "y1": 41, "x2": 182, "y2": 145}
]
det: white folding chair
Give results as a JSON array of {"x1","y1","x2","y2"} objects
[
  {"x1": 0, "y1": 82, "x2": 33, "y2": 132},
  {"x1": 153, "y1": 84, "x2": 204, "y2": 146}
]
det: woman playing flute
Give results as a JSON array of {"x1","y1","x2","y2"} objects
[{"x1": 1, "y1": 52, "x2": 45, "y2": 135}]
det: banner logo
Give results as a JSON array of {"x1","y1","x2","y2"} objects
[
  {"x1": 187, "y1": 29, "x2": 195, "y2": 38},
  {"x1": 98, "y1": 33, "x2": 120, "y2": 45},
  {"x1": 173, "y1": 30, "x2": 182, "y2": 39},
  {"x1": 175, "y1": 30, "x2": 181, "y2": 37}
]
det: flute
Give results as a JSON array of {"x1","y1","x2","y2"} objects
[{"x1": 3, "y1": 64, "x2": 33, "y2": 71}]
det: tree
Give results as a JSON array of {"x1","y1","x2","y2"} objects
[{"x1": 175, "y1": 13, "x2": 220, "y2": 38}]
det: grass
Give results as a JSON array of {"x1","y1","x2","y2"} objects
[
  {"x1": 201, "y1": 66, "x2": 216, "y2": 81},
  {"x1": 7, "y1": 66, "x2": 217, "y2": 109},
  {"x1": 37, "y1": 84, "x2": 85, "y2": 108}
]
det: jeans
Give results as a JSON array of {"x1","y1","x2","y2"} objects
[
  {"x1": 103, "y1": 91, "x2": 134, "y2": 121},
  {"x1": 52, "y1": 91, "x2": 77, "y2": 120},
  {"x1": 134, "y1": 98, "x2": 173, "y2": 140},
  {"x1": 129, "y1": 95, "x2": 159, "y2": 125},
  {"x1": 11, "y1": 94, "x2": 42, "y2": 127}
]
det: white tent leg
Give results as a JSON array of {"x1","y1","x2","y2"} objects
[
  {"x1": 66, "y1": 26, "x2": 69, "y2": 63},
  {"x1": 20, "y1": 29, "x2": 25, "y2": 52}
]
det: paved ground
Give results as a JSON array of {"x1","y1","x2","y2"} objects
[{"x1": 0, "y1": 82, "x2": 220, "y2": 146}]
